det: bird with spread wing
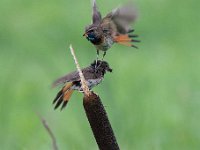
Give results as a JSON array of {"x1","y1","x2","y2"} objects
[{"x1": 83, "y1": 0, "x2": 140, "y2": 60}]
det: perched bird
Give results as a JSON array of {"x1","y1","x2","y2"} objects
[
  {"x1": 83, "y1": 0, "x2": 140, "y2": 59},
  {"x1": 52, "y1": 60, "x2": 112, "y2": 110}
]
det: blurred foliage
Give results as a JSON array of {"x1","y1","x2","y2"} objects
[{"x1": 0, "y1": 0, "x2": 200, "y2": 149}]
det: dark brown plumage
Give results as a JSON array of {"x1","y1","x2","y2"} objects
[
  {"x1": 52, "y1": 60, "x2": 112, "y2": 110},
  {"x1": 84, "y1": 0, "x2": 140, "y2": 59}
]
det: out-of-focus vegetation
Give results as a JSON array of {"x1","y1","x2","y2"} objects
[{"x1": 0, "y1": 0, "x2": 200, "y2": 149}]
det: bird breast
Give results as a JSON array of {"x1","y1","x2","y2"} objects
[
  {"x1": 95, "y1": 37, "x2": 114, "y2": 51},
  {"x1": 71, "y1": 78, "x2": 103, "y2": 91}
]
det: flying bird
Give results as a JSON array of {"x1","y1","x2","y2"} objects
[
  {"x1": 52, "y1": 60, "x2": 112, "y2": 110},
  {"x1": 83, "y1": 0, "x2": 140, "y2": 59}
]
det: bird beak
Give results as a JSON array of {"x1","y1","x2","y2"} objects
[
  {"x1": 83, "y1": 33, "x2": 87, "y2": 37},
  {"x1": 107, "y1": 68, "x2": 113, "y2": 72}
]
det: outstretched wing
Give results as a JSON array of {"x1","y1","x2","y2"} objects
[
  {"x1": 92, "y1": 0, "x2": 102, "y2": 24},
  {"x1": 100, "y1": 4, "x2": 139, "y2": 48},
  {"x1": 103, "y1": 3, "x2": 137, "y2": 34}
]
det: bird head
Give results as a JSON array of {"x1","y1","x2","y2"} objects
[
  {"x1": 83, "y1": 25, "x2": 102, "y2": 45},
  {"x1": 91, "y1": 60, "x2": 112, "y2": 73}
]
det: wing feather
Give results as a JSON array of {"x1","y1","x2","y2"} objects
[
  {"x1": 52, "y1": 71, "x2": 79, "y2": 88},
  {"x1": 52, "y1": 66, "x2": 95, "y2": 88},
  {"x1": 92, "y1": 0, "x2": 102, "y2": 24},
  {"x1": 103, "y1": 3, "x2": 137, "y2": 34}
]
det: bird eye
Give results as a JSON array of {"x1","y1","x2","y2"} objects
[{"x1": 88, "y1": 29, "x2": 94, "y2": 32}]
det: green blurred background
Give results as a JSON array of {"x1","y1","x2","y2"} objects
[{"x1": 0, "y1": 0, "x2": 200, "y2": 149}]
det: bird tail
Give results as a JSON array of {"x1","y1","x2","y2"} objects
[
  {"x1": 114, "y1": 32, "x2": 140, "y2": 48},
  {"x1": 53, "y1": 82, "x2": 74, "y2": 110}
]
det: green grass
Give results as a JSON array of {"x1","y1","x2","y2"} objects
[{"x1": 0, "y1": 0, "x2": 200, "y2": 149}]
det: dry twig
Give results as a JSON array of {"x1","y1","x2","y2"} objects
[
  {"x1": 38, "y1": 114, "x2": 58, "y2": 150},
  {"x1": 69, "y1": 45, "x2": 91, "y2": 96}
]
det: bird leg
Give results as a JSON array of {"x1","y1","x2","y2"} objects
[
  {"x1": 95, "y1": 50, "x2": 100, "y2": 69},
  {"x1": 102, "y1": 51, "x2": 106, "y2": 60}
]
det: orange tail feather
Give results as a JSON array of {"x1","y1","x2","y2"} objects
[
  {"x1": 63, "y1": 90, "x2": 74, "y2": 102},
  {"x1": 114, "y1": 35, "x2": 132, "y2": 42},
  {"x1": 53, "y1": 82, "x2": 74, "y2": 110},
  {"x1": 114, "y1": 34, "x2": 140, "y2": 48}
]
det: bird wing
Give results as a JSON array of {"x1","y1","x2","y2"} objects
[
  {"x1": 92, "y1": 0, "x2": 102, "y2": 24},
  {"x1": 52, "y1": 71, "x2": 80, "y2": 88},
  {"x1": 102, "y1": 3, "x2": 137, "y2": 34},
  {"x1": 52, "y1": 66, "x2": 96, "y2": 88}
]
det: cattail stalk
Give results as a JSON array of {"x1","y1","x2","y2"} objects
[{"x1": 83, "y1": 92, "x2": 120, "y2": 150}]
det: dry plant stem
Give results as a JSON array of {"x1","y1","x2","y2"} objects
[
  {"x1": 38, "y1": 115, "x2": 58, "y2": 150},
  {"x1": 83, "y1": 92, "x2": 120, "y2": 150},
  {"x1": 69, "y1": 45, "x2": 91, "y2": 96}
]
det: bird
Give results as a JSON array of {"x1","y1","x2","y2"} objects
[
  {"x1": 83, "y1": 0, "x2": 140, "y2": 60},
  {"x1": 52, "y1": 60, "x2": 112, "y2": 110}
]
